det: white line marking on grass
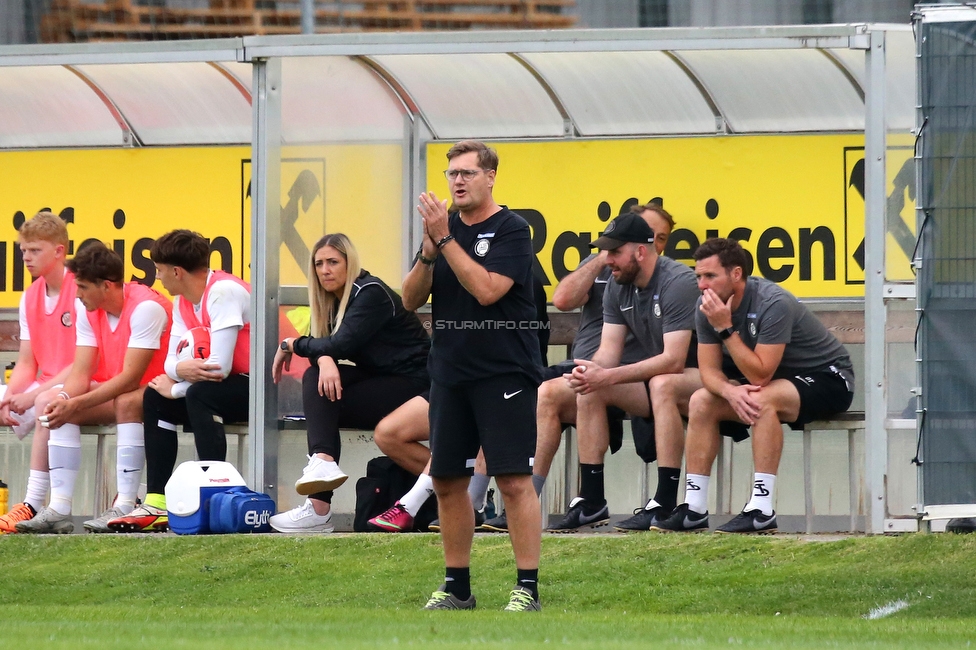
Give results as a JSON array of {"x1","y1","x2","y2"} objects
[{"x1": 864, "y1": 599, "x2": 910, "y2": 620}]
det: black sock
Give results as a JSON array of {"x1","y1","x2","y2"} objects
[
  {"x1": 444, "y1": 567, "x2": 471, "y2": 601},
  {"x1": 579, "y1": 464, "x2": 605, "y2": 508},
  {"x1": 653, "y1": 467, "x2": 682, "y2": 512},
  {"x1": 517, "y1": 568, "x2": 539, "y2": 600}
]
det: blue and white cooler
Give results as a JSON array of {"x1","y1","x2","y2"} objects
[{"x1": 165, "y1": 460, "x2": 246, "y2": 535}]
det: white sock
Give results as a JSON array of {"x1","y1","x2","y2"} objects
[
  {"x1": 745, "y1": 472, "x2": 776, "y2": 516},
  {"x1": 115, "y1": 423, "x2": 145, "y2": 510},
  {"x1": 467, "y1": 472, "x2": 490, "y2": 511},
  {"x1": 399, "y1": 473, "x2": 434, "y2": 517},
  {"x1": 685, "y1": 473, "x2": 710, "y2": 515},
  {"x1": 48, "y1": 424, "x2": 82, "y2": 516},
  {"x1": 24, "y1": 469, "x2": 49, "y2": 511}
]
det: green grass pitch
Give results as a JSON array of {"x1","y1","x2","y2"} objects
[{"x1": 1, "y1": 532, "x2": 974, "y2": 648}]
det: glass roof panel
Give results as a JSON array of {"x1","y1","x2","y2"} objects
[
  {"x1": 370, "y1": 53, "x2": 564, "y2": 139},
  {"x1": 829, "y1": 29, "x2": 916, "y2": 131},
  {"x1": 519, "y1": 51, "x2": 717, "y2": 136},
  {"x1": 0, "y1": 65, "x2": 123, "y2": 148},
  {"x1": 677, "y1": 49, "x2": 865, "y2": 132},
  {"x1": 76, "y1": 62, "x2": 251, "y2": 145},
  {"x1": 280, "y1": 56, "x2": 407, "y2": 144},
  {"x1": 217, "y1": 61, "x2": 253, "y2": 94}
]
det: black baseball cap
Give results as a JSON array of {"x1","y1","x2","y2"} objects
[{"x1": 591, "y1": 213, "x2": 655, "y2": 251}]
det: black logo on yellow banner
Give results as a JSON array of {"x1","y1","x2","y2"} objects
[
  {"x1": 520, "y1": 197, "x2": 837, "y2": 286},
  {"x1": 3, "y1": 206, "x2": 235, "y2": 292},
  {"x1": 843, "y1": 147, "x2": 916, "y2": 284},
  {"x1": 242, "y1": 158, "x2": 326, "y2": 283}
]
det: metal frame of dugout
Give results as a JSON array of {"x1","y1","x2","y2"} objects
[{"x1": 0, "y1": 23, "x2": 916, "y2": 533}]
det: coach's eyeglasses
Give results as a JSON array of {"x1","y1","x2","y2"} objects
[{"x1": 444, "y1": 168, "x2": 485, "y2": 181}]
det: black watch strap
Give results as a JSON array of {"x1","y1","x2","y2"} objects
[{"x1": 717, "y1": 327, "x2": 735, "y2": 340}]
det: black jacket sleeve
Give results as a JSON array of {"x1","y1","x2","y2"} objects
[{"x1": 292, "y1": 284, "x2": 394, "y2": 362}]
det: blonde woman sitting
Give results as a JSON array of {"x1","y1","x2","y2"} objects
[{"x1": 271, "y1": 233, "x2": 430, "y2": 532}]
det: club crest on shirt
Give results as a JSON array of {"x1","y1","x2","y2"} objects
[
  {"x1": 61, "y1": 311, "x2": 72, "y2": 327},
  {"x1": 653, "y1": 297, "x2": 662, "y2": 318},
  {"x1": 749, "y1": 322, "x2": 758, "y2": 337},
  {"x1": 474, "y1": 239, "x2": 490, "y2": 257}
]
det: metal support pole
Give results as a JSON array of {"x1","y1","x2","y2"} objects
[
  {"x1": 301, "y1": 0, "x2": 315, "y2": 35},
  {"x1": 803, "y1": 428, "x2": 813, "y2": 534},
  {"x1": 249, "y1": 57, "x2": 282, "y2": 500},
  {"x1": 863, "y1": 29, "x2": 888, "y2": 535},
  {"x1": 849, "y1": 428, "x2": 858, "y2": 533}
]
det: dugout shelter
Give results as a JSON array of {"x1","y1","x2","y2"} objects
[{"x1": 0, "y1": 23, "x2": 920, "y2": 533}]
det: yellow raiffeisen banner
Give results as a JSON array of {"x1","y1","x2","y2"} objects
[
  {"x1": 0, "y1": 135, "x2": 913, "y2": 307},
  {"x1": 427, "y1": 135, "x2": 916, "y2": 299},
  {"x1": 242, "y1": 144, "x2": 403, "y2": 288},
  {"x1": 0, "y1": 144, "x2": 403, "y2": 308}
]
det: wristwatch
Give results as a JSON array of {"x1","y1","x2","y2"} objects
[
  {"x1": 716, "y1": 327, "x2": 735, "y2": 340},
  {"x1": 280, "y1": 340, "x2": 290, "y2": 352}
]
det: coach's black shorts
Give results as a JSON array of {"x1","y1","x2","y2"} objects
[
  {"x1": 429, "y1": 373, "x2": 537, "y2": 478},
  {"x1": 785, "y1": 366, "x2": 854, "y2": 430},
  {"x1": 719, "y1": 366, "x2": 854, "y2": 439}
]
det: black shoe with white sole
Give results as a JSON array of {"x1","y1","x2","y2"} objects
[
  {"x1": 650, "y1": 503, "x2": 709, "y2": 533},
  {"x1": 946, "y1": 517, "x2": 976, "y2": 533},
  {"x1": 614, "y1": 503, "x2": 672, "y2": 532},
  {"x1": 481, "y1": 510, "x2": 508, "y2": 532},
  {"x1": 547, "y1": 497, "x2": 609, "y2": 532},
  {"x1": 715, "y1": 508, "x2": 777, "y2": 534},
  {"x1": 428, "y1": 507, "x2": 486, "y2": 533}
]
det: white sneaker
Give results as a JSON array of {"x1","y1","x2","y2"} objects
[
  {"x1": 294, "y1": 455, "x2": 348, "y2": 495},
  {"x1": 83, "y1": 506, "x2": 129, "y2": 533},
  {"x1": 15, "y1": 506, "x2": 74, "y2": 534},
  {"x1": 269, "y1": 499, "x2": 335, "y2": 533}
]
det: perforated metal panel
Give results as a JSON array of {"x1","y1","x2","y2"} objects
[{"x1": 918, "y1": 14, "x2": 976, "y2": 506}]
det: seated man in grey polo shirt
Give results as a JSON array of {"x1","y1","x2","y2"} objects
[
  {"x1": 481, "y1": 203, "x2": 675, "y2": 533},
  {"x1": 551, "y1": 210, "x2": 701, "y2": 531},
  {"x1": 655, "y1": 237, "x2": 854, "y2": 534}
]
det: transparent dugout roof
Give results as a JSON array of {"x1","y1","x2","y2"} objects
[
  {"x1": 518, "y1": 51, "x2": 718, "y2": 136},
  {"x1": 0, "y1": 64, "x2": 124, "y2": 148},
  {"x1": 0, "y1": 26, "x2": 919, "y2": 149},
  {"x1": 829, "y1": 29, "x2": 916, "y2": 131},
  {"x1": 369, "y1": 53, "x2": 565, "y2": 139},
  {"x1": 75, "y1": 61, "x2": 251, "y2": 145},
  {"x1": 279, "y1": 56, "x2": 407, "y2": 144},
  {"x1": 676, "y1": 48, "x2": 866, "y2": 132}
]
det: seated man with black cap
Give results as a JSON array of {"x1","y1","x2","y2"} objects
[{"x1": 550, "y1": 211, "x2": 701, "y2": 532}]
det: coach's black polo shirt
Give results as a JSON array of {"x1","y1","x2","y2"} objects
[{"x1": 428, "y1": 207, "x2": 544, "y2": 386}]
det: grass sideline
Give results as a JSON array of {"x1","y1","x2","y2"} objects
[{"x1": 1, "y1": 532, "x2": 974, "y2": 648}]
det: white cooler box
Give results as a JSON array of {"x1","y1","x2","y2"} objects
[{"x1": 165, "y1": 460, "x2": 247, "y2": 535}]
